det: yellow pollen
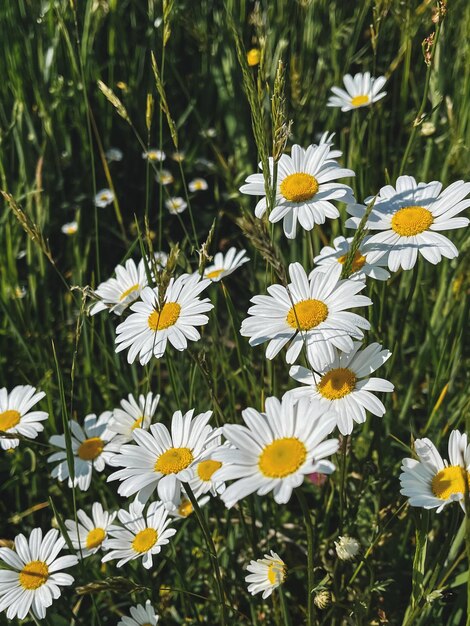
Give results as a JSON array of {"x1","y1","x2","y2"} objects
[
  {"x1": 431, "y1": 466, "x2": 470, "y2": 500},
  {"x1": 119, "y1": 284, "x2": 139, "y2": 301},
  {"x1": 178, "y1": 498, "x2": 194, "y2": 518},
  {"x1": 148, "y1": 302, "x2": 181, "y2": 331},
  {"x1": 155, "y1": 447, "x2": 194, "y2": 475},
  {"x1": 351, "y1": 94, "x2": 369, "y2": 107},
  {"x1": 132, "y1": 528, "x2": 158, "y2": 553},
  {"x1": 286, "y1": 299, "x2": 328, "y2": 331},
  {"x1": 131, "y1": 416, "x2": 144, "y2": 430},
  {"x1": 247, "y1": 48, "x2": 261, "y2": 66},
  {"x1": 258, "y1": 437, "x2": 307, "y2": 478},
  {"x1": 0, "y1": 409, "x2": 21, "y2": 431},
  {"x1": 86, "y1": 527, "x2": 106, "y2": 550},
  {"x1": 317, "y1": 368, "x2": 357, "y2": 400},
  {"x1": 206, "y1": 268, "x2": 224, "y2": 280},
  {"x1": 338, "y1": 251, "x2": 367, "y2": 273},
  {"x1": 197, "y1": 459, "x2": 222, "y2": 482},
  {"x1": 267, "y1": 561, "x2": 286, "y2": 585},
  {"x1": 100, "y1": 193, "x2": 109, "y2": 201},
  {"x1": 19, "y1": 560, "x2": 49, "y2": 590},
  {"x1": 77, "y1": 437, "x2": 104, "y2": 461},
  {"x1": 391, "y1": 205, "x2": 434, "y2": 237},
  {"x1": 280, "y1": 173, "x2": 319, "y2": 203}
]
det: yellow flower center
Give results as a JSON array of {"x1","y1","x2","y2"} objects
[
  {"x1": 258, "y1": 437, "x2": 307, "y2": 478},
  {"x1": 206, "y1": 268, "x2": 224, "y2": 280},
  {"x1": 178, "y1": 498, "x2": 194, "y2": 518},
  {"x1": 19, "y1": 560, "x2": 49, "y2": 590},
  {"x1": 120, "y1": 284, "x2": 139, "y2": 301},
  {"x1": 86, "y1": 527, "x2": 106, "y2": 550},
  {"x1": 148, "y1": 152, "x2": 160, "y2": 160},
  {"x1": 391, "y1": 206, "x2": 434, "y2": 237},
  {"x1": 148, "y1": 302, "x2": 181, "y2": 331},
  {"x1": 267, "y1": 560, "x2": 286, "y2": 585},
  {"x1": 286, "y1": 299, "x2": 328, "y2": 331},
  {"x1": 338, "y1": 251, "x2": 367, "y2": 273},
  {"x1": 131, "y1": 416, "x2": 144, "y2": 430},
  {"x1": 132, "y1": 528, "x2": 158, "y2": 553},
  {"x1": 351, "y1": 94, "x2": 369, "y2": 107},
  {"x1": 155, "y1": 446, "x2": 194, "y2": 475},
  {"x1": 317, "y1": 368, "x2": 357, "y2": 400},
  {"x1": 280, "y1": 173, "x2": 319, "y2": 203},
  {"x1": 100, "y1": 193, "x2": 110, "y2": 201},
  {"x1": 0, "y1": 409, "x2": 21, "y2": 431},
  {"x1": 197, "y1": 459, "x2": 222, "y2": 481},
  {"x1": 431, "y1": 466, "x2": 470, "y2": 500},
  {"x1": 247, "y1": 48, "x2": 261, "y2": 66},
  {"x1": 77, "y1": 437, "x2": 104, "y2": 461}
]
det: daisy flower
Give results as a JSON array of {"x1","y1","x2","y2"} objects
[
  {"x1": 316, "y1": 131, "x2": 342, "y2": 159},
  {"x1": 155, "y1": 169, "x2": 174, "y2": 185},
  {"x1": 90, "y1": 258, "x2": 148, "y2": 316},
  {"x1": 171, "y1": 151, "x2": 185, "y2": 162},
  {"x1": 334, "y1": 536, "x2": 360, "y2": 561},
  {"x1": 247, "y1": 48, "x2": 261, "y2": 67},
  {"x1": 240, "y1": 142, "x2": 355, "y2": 239},
  {"x1": 102, "y1": 500, "x2": 176, "y2": 569},
  {"x1": 204, "y1": 247, "x2": 250, "y2": 282},
  {"x1": 106, "y1": 147, "x2": 123, "y2": 162},
  {"x1": 109, "y1": 392, "x2": 160, "y2": 448},
  {"x1": 142, "y1": 148, "x2": 166, "y2": 162},
  {"x1": 189, "y1": 178, "x2": 208, "y2": 192},
  {"x1": 48, "y1": 413, "x2": 116, "y2": 491},
  {"x1": 288, "y1": 342, "x2": 394, "y2": 436},
  {"x1": 108, "y1": 409, "x2": 213, "y2": 506},
  {"x1": 61, "y1": 221, "x2": 78, "y2": 236},
  {"x1": 313, "y1": 236, "x2": 390, "y2": 281},
  {"x1": 115, "y1": 273, "x2": 213, "y2": 364},
  {"x1": 165, "y1": 196, "x2": 187, "y2": 214},
  {"x1": 186, "y1": 436, "x2": 227, "y2": 498},
  {"x1": 152, "y1": 251, "x2": 168, "y2": 270},
  {"x1": 0, "y1": 528, "x2": 78, "y2": 620},
  {"x1": 327, "y1": 72, "x2": 387, "y2": 111},
  {"x1": 240, "y1": 262, "x2": 371, "y2": 371},
  {"x1": 245, "y1": 550, "x2": 286, "y2": 599},
  {"x1": 214, "y1": 395, "x2": 339, "y2": 507},
  {"x1": 94, "y1": 188, "x2": 114, "y2": 208},
  {"x1": 64, "y1": 502, "x2": 117, "y2": 558},
  {"x1": 400, "y1": 430, "x2": 470, "y2": 513},
  {"x1": 345, "y1": 176, "x2": 470, "y2": 271},
  {"x1": 0, "y1": 385, "x2": 48, "y2": 450},
  {"x1": 162, "y1": 484, "x2": 210, "y2": 519},
  {"x1": 117, "y1": 600, "x2": 159, "y2": 626}
]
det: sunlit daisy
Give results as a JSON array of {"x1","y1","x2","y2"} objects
[
  {"x1": 165, "y1": 196, "x2": 187, "y2": 214},
  {"x1": 327, "y1": 72, "x2": 387, "y2": 111},
  {"x1": 186, "y1": 436, "x2": 227, "y2": 498},
  {"x1": 288, "y1": 342, "x2": 394, "y2": 435},
  {"x1": 117, "y1": 600, "x2": 159, "y2": 626},
  {"x1": 0, "y1": 385, "x2": 48, "y2": 450},
  {"x1": 240, "y1": 262, "x2": 371, "y2": 371},
  {"x1": 64, "y1": 502, "x2": 116, "y2": 558},
  {"x1": 94, "y1": 188, "x2": 114, "y2": 208},
  {"x1": 203, "y1": 247, "x2": 250, "y2": 282},
  {"x1": 214, "y1": 395, "x2": 339, "y2": 507},
  {"x1": 240, "y1": 143, "x2": 355, "y2": 239},
  {"x1": 346, "y1": 177, "x2": 470, "y2": 271},
  {"x1": 155, "y1": 169, "x2": 174, "y2": 185},
  {"x1": 90, "y1": 258, "x2": 148, "y2": 316},
  {"x1": 163, "y1": 484, "x2": 210, "y2": 519},
  {"x1": 109, "y1": 392, "x2": 160, "y2": 448},
  {"x1": 334, "y1": 536, "x2": 360, "y2": 560},
  {"x1": 400, "y1": 430, "x2": 470, "y2": 513},
  {"x1": 245, "y1": 550, "x2": 286, "y2": 599},
  {"x1": 171, "y1": 151, "x2": 185, "y2": 162},
  {"x1": 108, "y1": 409, "x2": 213, "y2": 506},
  {"x1": 313, "y1": 236, "x2": 390, "y2": 281},
  {"x1": 48, "y1": 412, "x2": 116, "y2": 491},
  {"x1": 102, "y1": 500, "x2": 176, "y2": 569},
  {"x1": 61, "y1": 221, "x2": 78, "y2": 236},
  {"x1": 106, "y1": 147, "x2": 123, "y2": 162},
  {"x1": 189, "y1": 178, "x2": 208, "y2": 192},
  {"x1": 142, "y1": 148, "x2": 166, "y2": 162},
  {"x1": 115, "y1": 273, "x2": 213, "y2": 364},
  {"x1": 0, "y1": 528, "x2": 78, "y2": 620}
]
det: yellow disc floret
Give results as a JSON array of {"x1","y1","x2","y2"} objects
[
  {"x1": 267, "y1": 560, "x2": 287, "y2": 585},
  {"x1": 77, "y1": 437, "x2": 104, "y2": 461},
  {"x1": 317, "y1": 368, "x2": 357, "y2": 400},
  {"x1": 86, "y1": 527, "x2": 106, "y2": 550},
  {"x1": 286, "y1": 299, "x2": 328, "y2": 331},
  {"x1": 338, "y1": 251, "x2": 367, "y2": 274},
  {"x1": 206, "y1": 269, "x2": 224, "y2": 280},
  {"x1": 148, "y1": 302, "x2": 182, "y2": 331},
  {"x1": 351, "y1": 95, "x2": 369, "y2": 107},
  {"x1": 119, "y1": 284, "x2": 139, "y2": 301},
  {"x1": 131, "y1": 416, "x2": 144, "y2": 430},
  {"x1": 132, "y1": 528, "x2": 158, "y2": 553},
  {"x1": 155, "y1": 447, "x2": 194, "y2": 475},
  {"x1": 280, "y1": 173, "x2": 319, "y2": 203},
  {"x1": 391, "y1": 206, "x2": 434, "y2": 237},
  {"x1": 0, "y1": 409, "x2": 21, "y2": 431},
  {"x1": 258, "y1": 437, "x2": 307, "y2": 478},
  {"x1": 431, "y1": 466, "x2": 470, "y2": 500},
  {"x1": 19, "y1": 560, "x2": 49, "y2": 590},
  {"x1": 197, "y1": 459, "x2": 222, "y2": 482}
]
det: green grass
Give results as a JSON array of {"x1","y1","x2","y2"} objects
[{"x1": 0, "y1": 0, "x2": 470, "y2": 624}]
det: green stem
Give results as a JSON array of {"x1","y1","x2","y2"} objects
[
  {"x1": 279, "y1": 586, "x2": 292, "y2": 626},
  {"x1": 339, "y1": 435, "x2": 349, "y2": 533},
  {"x1": 296, "y1": 488, "x2": 315, "y2": 626}
]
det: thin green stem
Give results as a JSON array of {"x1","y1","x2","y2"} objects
[
  {"x1": 279, "y1": 586, "x2": 292, "y2": 626},
  {"x1": 296, "y1": 488, "x2": 315, "y2": 626}
]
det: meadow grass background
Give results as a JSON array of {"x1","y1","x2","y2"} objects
[{"x1": 0, "y1": 0, "x2": 470, "y2": 624}]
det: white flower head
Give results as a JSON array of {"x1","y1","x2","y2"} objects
[
  {"x1": 334, "y1": 536, "x2": 360, "y2": 560},
  {"x1": 245, "y1": 550, "x2": 286, "y2": 599},
  {"x1": 102, "y1": 500, "x2": 176, "y2": 569},
  {"x1": 117, "y1": 599, "x2": 159, "y2": 626},
  {"x1": 313, "y1": 236, "x2": 390, "y2": 281},
  {"x1": 240, "y1": 143, "x2": 355, "y2": 239},
  {"x1": 0, "y1": 385, "x2": 48, "y2": 450},
  {"x1": 48, "y1": 412, "x2": 116, "y2": 491},
  {"x1": 187, "y1": 435, "x2": 227, "y2": 498},
  {"x1": 94, "y1": 188, "x2": 114, "y2": 208},
  {"x1": 106, "y1": 147, "x2": 123, "y2": 162},
  {"x1": 90, "y1": 258, "x2": 148, "y2": 316},
  {"x1": 240, "y1": 262, "x2": 371, "y2": 372},
  {"x1": 346, "y1": 176, "x2": 470, "y2": 271},
  {"x1": 214, "y1": 395, "x2": 339, "y2": 507},
  {"x1": 64, "y1": 502, "x2": 117, "y2": 558},
  {"x1": 115, "y1": 273, "x2": 213, "y2": 364},
  {"x1": 327, "y1": 72, "x2": 387, "y2": 111},
  {"x1": 142, "y1": 148, "x2": 166, "y2": 162},
  {"x1": 61, "y1": 221, "x2": 78, "y2": 236},
  {"x1": 288, "y1": 342, "x2": 394, "y2": 436},
  {"x1": 204, "y1": 247, "x2": 250, "y2": 282},
  {"x1": 109, "y1": 392, "x2": 160, "y2": 449},
  {"x1": 189, "y1": 178, "x2": 208, "y2": 192},
  {"x1": 400, "y1": 430, "x2": 470, "y2": 513},
  {"x1": 165, "y1": 485, "x2": 210, "y2": 519},
  {"x1": 0, "y1": 528, "x2": 78, "y2": 620},
  {"x1": 155, "y1": 169, "x2": 174, "y2": 185},
  {"x1": 165, "y1": 196, "x2": 187, "y2": 214}
]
